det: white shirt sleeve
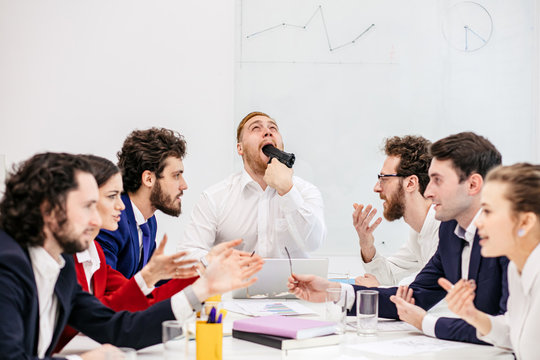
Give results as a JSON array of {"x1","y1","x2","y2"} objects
[
  {"x1": 421, "y1": 314, "x2": 439, "y2": 337},
  {"x1": 178, "y1": 192, "x2": 218, "y2": 260},
  {"x1": 340, "y1": 284, "x2": 357, "y2": 311},
  {"x1": 134, "y1": 272, "x2": 155, "y2": 296},
  {"x1": 170, "y1": 291, "x2": 197, "y2": 322},
  {"x1": 278, "y1": 181, "x2": 326, "y2": 253},
  {"x1": 362, "y1": 229, "x2": 424, "y2": 286},
  {"x1": 477, "y1": 314, "x2": 513, "y2": 351}
]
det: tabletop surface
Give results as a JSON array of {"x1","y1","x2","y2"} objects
[{"x1": 58, "y1": 297, "x2": 514, "y2": 360}]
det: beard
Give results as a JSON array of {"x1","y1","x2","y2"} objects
[
  {"x1": 243, "y1": 145, "x2": 268, "y2": 176},
  {"x1": 53, "y1": 222, "x2": 90, "y2": 254},
  {"x1": 150, "y1": 180, "x2": 181, "y2": 217},
  {"x1": 382, "y1": 183, "x2": 405, "y2": 221}
]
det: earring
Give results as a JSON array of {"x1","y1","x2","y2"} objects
[{"x1": 517, "y1": 229, "x2": 525, "y2": 237}]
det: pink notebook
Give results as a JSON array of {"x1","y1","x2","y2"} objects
[{"x1": 233, "y1": 315, "x2": 336, "y2": 339}]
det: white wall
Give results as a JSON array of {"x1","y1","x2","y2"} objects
[
  {"x1": 0, "y1": 0, "x2": 539, "y2": 257},
  {"x1": 0, "y1": 0, "x2": 237, "y2": 253}
]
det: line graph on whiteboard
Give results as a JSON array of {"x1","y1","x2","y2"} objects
[{"x1": 238, "y1": 0, "x2": 399, "y2": 64}]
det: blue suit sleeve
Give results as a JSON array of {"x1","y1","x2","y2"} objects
[
  {"x1": 433, "y1": 256, "x2": 509, "y2": 345},
  {"x1": 348, "y1": 246, "x2": 447, "y2": 319}
]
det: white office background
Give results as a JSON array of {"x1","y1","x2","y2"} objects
[{"x1": 0, "y1": 0, "x2": 539, "y2": 258}]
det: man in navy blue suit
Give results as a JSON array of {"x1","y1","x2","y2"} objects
[
  {"x1": 288, "y1": 132, "x2": 509, "y2": 345},
  {"x1": 96, "y1": 128, "x2": 189, "y2": 279},
  {"x1": 0, "y1": 152, "x2": 264, "y2": 359}
]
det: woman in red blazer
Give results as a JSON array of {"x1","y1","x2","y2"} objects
[{"x1": 55, "y1": 155, "x2": 199, "y2": 351}]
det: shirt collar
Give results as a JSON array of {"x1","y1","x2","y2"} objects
[
  {"x1": 520, "y1": 242, "x2": 540, "y2": 296},
  {"x1": 75, "y1": 241, "x2": 101, "y2": 269},
  {"x1": 129, "y1": 197, "x2": 146, "y2": 226},
  {"x1": 239, "y1": 168, "x2": 262, "y2": 193},
  {"x1": 454, "y1": 209, "x2": 482, "y2": 245},
  {"x1": 28, "y1": 246, "x2": 65, "y2": 280}
]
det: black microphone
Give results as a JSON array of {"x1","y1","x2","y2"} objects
[{"x1": 262, "y1": 144, "x2": 295, "y2": 168}]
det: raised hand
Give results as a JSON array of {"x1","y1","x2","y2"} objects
[
  {"x1": 354, "y1": 273, "x2": 381, "y2": 287},
  {"x1": 263, "y1": 158, "x2": 293, "y2": 196},
  {"x1": 352, "y1": 203, "x2": 382, "y2": 262},
  {"x1": 205, "y1": 238, "x2": 250, "y2": 265},
  {"x1": 438, "y1": 278, "x2": 478, "y2": 322},
  {"x1": 390, "y1": 287, "x2": 425, "y2": 330},
  {"x1": 287, "y1": 273, "x2": 338, "y2": 303},
  {"x1": 140, "y1": 234, "x2": 198, "y2": 288},
  {"x1": 438, "y1": 278, "x2": 492, "y2": 336},
  {"x1": 192, "y1": 243, "x2": 264, "y2": 300}
]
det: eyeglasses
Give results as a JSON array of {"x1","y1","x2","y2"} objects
[
  {"x1": 377, "y1": 173, "x2": 405, "y2": 184},
  {"x1": 284, "y1": 246, "x2": 293, "y2": 277}
]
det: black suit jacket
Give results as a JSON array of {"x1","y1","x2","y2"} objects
[
  {"x1": 0, "y1": 229, "x2": 174, "y2": 360},
  {"x1": 350, "y1": 220, "x2": 509, "y2": 344}
]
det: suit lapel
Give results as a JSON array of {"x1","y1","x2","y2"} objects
[
  {"x1": 447, "y1": 230, "x2": 465, "y2": 283},
  {"x1": 468, "y1": 232, "x2": 482, "y2": 280},
  {"x1": 48, "y1": 259, "x2": 70, "y2": 356},
  {"x1": 122, "y1": 193, "x2": 142, "y2": 274}
]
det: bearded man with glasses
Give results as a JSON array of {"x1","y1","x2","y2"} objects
[{"x1": 353, "y1": 135, "x2": 440, "y2": 287}]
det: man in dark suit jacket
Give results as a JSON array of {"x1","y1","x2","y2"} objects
[
  {"x1": 288, "y1": 132, "x2": 509, "y2": 345},
  {"x1": 97, "y1": 128, "x2": 188, "y2": 279},
  {"x1": 0, "y1": 152, "x2": 263, "y2": 359}
]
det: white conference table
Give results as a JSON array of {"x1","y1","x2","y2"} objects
[{"x1": 59, "y1": 298, "x2": 514, "y2": 360}]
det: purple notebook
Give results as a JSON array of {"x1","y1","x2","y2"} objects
[{"x1": 233, "y1": 315, "x2": 336, "y2": 339}]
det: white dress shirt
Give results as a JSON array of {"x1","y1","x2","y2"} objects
[
  {"x1": 362, "y1": 205, "x2": 440, "y2": 285},
  {"x1": 28, "y1": 246, "x2": 65, "y2": 358},
  {"x1": 478, "y1": 243, "x2": 540, "y2": 360},
  {"x1": 130, "y1": 199, "x2": 147, "y2": 262},
  {"x1": 179, "y1": 170, "x2": 326, "y2": 259}
]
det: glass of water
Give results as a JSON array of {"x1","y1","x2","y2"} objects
[
  {"x1": 325, "y1": 288, "x2": 346, "y2": 334},
  {"x1": 356, "y1": 290, "x2": 378, "y2": 336},
  {"x1": 163, "y1": 320, "x2": 184, "y2": 358}
]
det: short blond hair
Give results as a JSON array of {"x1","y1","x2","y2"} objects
[{"x1": 236, "y1": 111, "x2": 272, "y2": 142}]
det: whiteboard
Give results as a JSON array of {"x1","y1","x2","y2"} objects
[{"x1": 235, "y1": 0, "x2": 538, "y2": 255}]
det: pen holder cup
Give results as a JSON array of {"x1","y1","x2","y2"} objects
[
  {"x1": 197, "y1": 295, "x2": 222, "y2": 318},
  {"x1": 196, "y1": 321, "x2": 223, "y2": 360}
]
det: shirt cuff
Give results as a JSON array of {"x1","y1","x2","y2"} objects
[
  {"x1": 421, "y1": 314, "x2": 439, "y2": 337},
  {"x1": 171, "y1": 290, "x2": 197, "y2": 322},
  {"x1": 341, "y1": 284, "x2": 356, "y2": 311},
  {"x1": 278, "y1": 184, "x2": 303, "y2": 212},
  {"x1": 65, "y1": 356, "x2": 83, "y2": 360},
  {"x1": 134, "y1": 272, "x2": 155, "y2": 296},
  {"x1": 361, "y1": 249, "x2": 381, "y2": 266}
]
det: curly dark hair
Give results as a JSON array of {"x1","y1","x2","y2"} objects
[
  {"x1": 80, "y1": 154, "x2": 120, "y2": 187},
  {"x1": 430, "y1": 132, "x2": 502, "y2": 182},
  {"x1": 384, "y1": 135, "x2": 432, "y2": 196},
  {"x1": 117, "y1": 128, "x2": 187, "y2": 193},
  {"x1": 0, "y1": 152, "x2": 92, "y2": 247}
]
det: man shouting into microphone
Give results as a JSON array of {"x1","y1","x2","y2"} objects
[{"x1": 179, "y1": 111, "x2": 326, "y2": 260}]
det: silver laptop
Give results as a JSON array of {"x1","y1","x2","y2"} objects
[{"x1": 232, "y1": 258, "x2": 329, "y2": 299}]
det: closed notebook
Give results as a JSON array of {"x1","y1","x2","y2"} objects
[
  {"x1": 232, "y1": 315, "x2": 336, "y2": 339},
  {"x1": 232, "y1": 329, "x2": 341, "y2": 350}
]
